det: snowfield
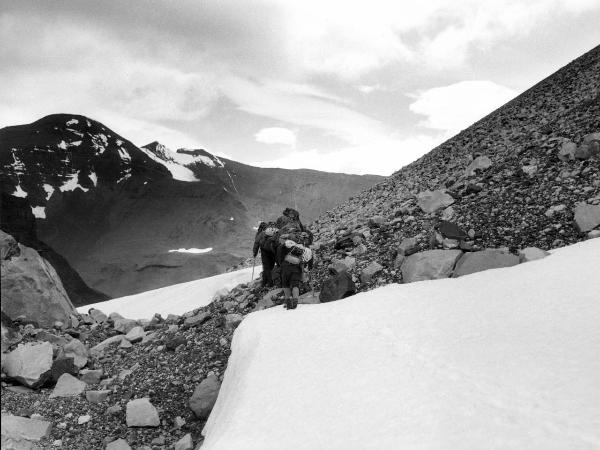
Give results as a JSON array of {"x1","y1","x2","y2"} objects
[
  {"x1": 202, "y1": 238, "x2": 600, "y2": 449},
  {"x1": 77, "y1": 267, "x2": 255, "y2": 319}
]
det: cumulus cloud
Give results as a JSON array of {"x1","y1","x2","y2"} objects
[
  {"x1": 409, "y1": 80, "x2": 518, "y2": 135},
  {"x1": 1, "y1": 0, "x2": 599, "y2": 174},
  {"x1": 255, "y1": 127, "x2": 297, "y2": 147},
  {"x1": 253, "y1": 133, "x2": 444, "y2": 176}
]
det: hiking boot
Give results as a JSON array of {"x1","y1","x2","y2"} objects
[
  {"x1": 284, "y1": 298, "x2": 292, "y2": 309},
  {"x1": 290, "y1": 299, "x2": 298, "y2": 310}
]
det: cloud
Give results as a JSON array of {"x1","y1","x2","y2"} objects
[
  {"x1": 252, "y1": 133, "x2": 444, "y2": 176},
  {"x1": 255, "y1": 127, "x2": 297, "y2": 147},
  {"x1": 408, "y1": 80, "x2": 518, "y2": 135}
]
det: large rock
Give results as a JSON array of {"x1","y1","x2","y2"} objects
[
  {"x1": 1, "y1": 414, "x2": 52, "y2": 448},
  {"x1": 518, "y1": 247, "x2": 550, "y2": 263},
  {"x1": 1, "y1": 231, "x2": 76, "y2": 327},
  {"x1": 225, "y1": 314, "x2": 243, "y2": 330},
  {"x1": 189, "y1": 374, "x2": 221, "y2": 420},
  {"x1": 253, "y1": 289, "x2": 282, "y2": 311},
  {"x1": 573, "y1": 203, "x2": 600, "y2": 232},
  {"x1": 49, "y1": 373, "x2": 87, "y2": 398},
  {"x1": 436, "y1": 221, "x2": 468, "y2": 240},
  {"x1": 4, "y1": 341, "x2": 53, "y2": 388},
  {"x1": 452, "y1": 249, "x2": 519, "y2": 278},
  {"x1": 106, "y1": 438, "x2": 132, "y2": 450},
  {"x1": 0, "y1": 232, "x2": 20, "y2": 260},
  {"x1": 401, "y1": 250, "x2": 463, "y2": 283},
  {"x1": 124, "y1": 326, "x2": 146, "y2": 343},
  {"x1": 1, "y1": 312, "x2": 21, "y2": 354},
  {"x1": 465, "y1": 155, "x2": 492, "y2": 176},
  {"x1": 416, "y1": 190, "x2": 455, "y2": 213},
  {"x1": 86, "y1": 390, "x2": 111, "y2": 404},
  {"x1": 126, "y1": 398, "x2": 160, "y2": 427},
  {"x1": 360, "y1": 262, "x2": 383, "y2": 283},
  {"x1": 319, "y1": 272, "x2": 356, "y2": 302},
  {"x1": 62, "y1": 338, "x2": 89, "y2": 369},
  {"x1": 174, "y1": 434, "x2": 194, "y2": 450},
  {"x1": 50, "y1": 356, "x2": 78, "y2": 382},
  {"x1": 183, "y1": 312, "x2": 210, "y2": 328},
  {"x1": 113, "y1": 318, "x2": 138, "y2": 334},
  {"x1": 90, "y1": 335, "x2": 124, "y2": 355}
]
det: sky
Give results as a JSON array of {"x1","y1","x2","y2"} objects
[{"x1": 1, "y1": 1, "x2": 599, "y2": 175}]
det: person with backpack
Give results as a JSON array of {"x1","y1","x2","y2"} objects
[
  {"x1": 276, "y1": 207, "x2": 305, "y2": 235},
  {"x1": 253, "y1": 222, "x2": 278, "y2": 288},
  {"x1": 276, "y1": 232, "x2": 313, "y2": 309}
]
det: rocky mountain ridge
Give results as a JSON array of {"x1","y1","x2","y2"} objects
[{"x1": 308, "y1": 44, "x2": 600, "y2": 293}]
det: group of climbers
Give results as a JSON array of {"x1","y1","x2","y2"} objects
[{"x1": 252, "y1": 208, "x2": 314, "y2": 309}]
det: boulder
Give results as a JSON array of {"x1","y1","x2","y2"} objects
[
  {"x1": 183, "y1": 312, "x2": 210, "y2": 327},
  {"x1": 360, "y1": 262, "x2": 383, "y2": 283},
  {"x1": 124, "y1": 326, "x2": 146, "y2": 343},
  {"x1": 253, "y1": 289, "x2": 282, "y2": 311},
  {"x1": 1, "y1": 312, "x2": 21, "y2": 354},
  {"x1": 1, "y1": 414, "x2": 52, "y2": 448},
  {"x1": 1, "y1": 231, "x2": 76, "y2": 327},
  {"x1": 62, "y1": 338, "x2": 89, "y2": 369},
  {"x1": 518, "y1": 247, "x2": 550, "y2": 263},
  {"x1": 573, "y1": 203, "x2": 600, "y2": 232},
  {"x1": 319, "y1": 272, "x2": 356, "y2": 302},
  {"x1": 126, "y1": 398, "x2": 160, "y2": 427},
  {"x1": 189, "y1": 374, "x2": 221, "y2": 419},
  {"x1": 49, "y1": 373, "x2": 87, "y2": 398},
  {"x1": 298, "y1": 292, "x2": 320, "y2": 304},
  {"x1": 436, "y1": 221, "x2": 468, "y2": 240},
  {"x1": 401, "y1": 250, "x2": 463, "y2": 283},
  {"x1": 397, "y1": 237, "x2": 418, "y2": 256},
  {"x1": 79, "y1": 368, "x2": 103, "y2": 385},
  {"x1": 330, "y1": 257, "x2": 356, "y2": 274},
  {"x1": 225, "y1": 314, "x2": 243, "y2": 330},
  {"x1": 88, "y1": 308, "x2": 107, "y2": 324},
  {"x1": 174, "y1": 434, "x2": 194, "y2": 450},
  {"x1": 86, "y1": 390, "x2": 111, "y2": 404},
  {"x1": 0, "y1": 231, "x2": 20, "y2": 260},
  {"x1": 90, "y1": 335, "x2": 124, "y2": 355},
  {"x1": 4, "y1": 341, "x2": 53, "y2": 388},
  {"x1": 416, "y1": 190, "x2": 455, "y2": 213},
  {"x1": 113, "y1": 318, "x2": 138, "y2": 334},
  {"x1": 453, "y1": 249, "x2": 519, "y2": 278},
  {"x1": 558, "y1": 140, "x2": 577, "y2": 161},
  {"x1": 106, "y1": 438, "x2": 132, "y2": 450},
  {"x1": 50, "y1": 356, "x2": 78, "y2": 382},
  {"x1": 465, "y1": 155, "x2": 492, "y2": 176}
]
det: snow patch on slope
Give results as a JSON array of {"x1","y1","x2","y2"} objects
[
  {"x1": 31, "y1": 206, "x2": 46, "y2": 219},
  {"x1": 169, "y1": 248, "x2": 213, "y2": 254},
  {"x1": 77, "y1": 267, "x2": 255, "y2": 319},
  {"x1": 43, "y1": 184, "x2": 54, "y2": 200},
  {"x1": 139, "y1": 146, "x2": 199, "y2": 182},
  {"x1": 60, "y1": 171, "x2": 89, "y2": 192},
  {"x1": 12, "y1": 184, "x2": 27, "y2": 198},
  {"x1": 202, "y1": 238, "x2": 600, "y2": 450}
]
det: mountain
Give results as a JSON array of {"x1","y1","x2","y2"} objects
[
  {"x1": 310, "y1": 45, "x2": 600, "y2": 292},
  {"x1": 0, "y1": 116, "x2": 382, "y2": 300},
  {"x1": 139, "y1": 141, "x2": 383, "y2": 225}
]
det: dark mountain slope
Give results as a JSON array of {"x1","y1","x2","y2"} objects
[{"x1": 0, "y1": 193, "x2": 109, "y2": 306}]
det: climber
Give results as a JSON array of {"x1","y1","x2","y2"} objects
[
  {"x1": 253, "y1": 222, "x2": 278, "y2": 288},
  {"x1": 276, "y1": 232, "x2": 313, "y2": 309},
  {"x1": 276, "y1": 207, "x2": 305, "y2": 235}
]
